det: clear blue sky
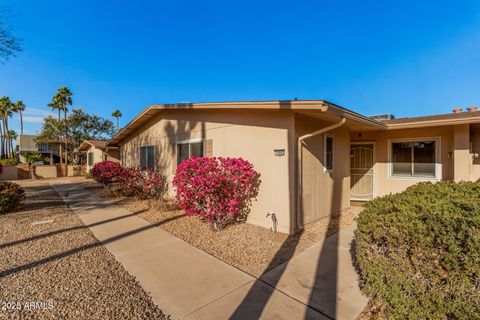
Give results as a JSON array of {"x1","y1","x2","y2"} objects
[{"x1": 1, "y1": 0, "x2": 480, "y2": 135}]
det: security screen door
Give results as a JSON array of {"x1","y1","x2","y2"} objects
[{"x1": 350, "y1": 143, "x2": 374, "y2": 201}]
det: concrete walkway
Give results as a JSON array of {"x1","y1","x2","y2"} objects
[
  {"x1": 261, "y1": 223, "x2": 368, "y2": 319},
  {"x1": 51, "y1": 180, "x2": 366, "y2": 319},
  {"x1": 50, "y1": 181, "x2": 327, "y2": 319}
]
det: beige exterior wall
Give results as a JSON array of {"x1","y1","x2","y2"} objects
[
  {"x1": 295, "y1": 114, "x2": 351, "y2": 226},
  {"x1": 85, "y1": 146, "x2": 119, "y2": 171},
  {"x1": 120, "y1": 109, "x2": 295, "y2": 234},
  {"x1": 86, "y1": 146, "x2": 104, "y2": 171},
  {"x1": 106, "y1": 150, "x2": 120, "y2": 162},
  {"x1": 67, "y1": 165, "x2": 87, "y2": 177},
  {"x1": 36, "y1": 165, "x2": 58, "y2": 178},
  {"x1": 470, "y1": 124, "x2": 480, "y2": 181},
  {"x1": 352, "y1": 126, "x2": 455, "y2": 197},
  {"x1": 0, "y1": 166, "x2": 19, "y2": 180},
  {"x1": 453, "y1": 124, "x2": 470, "y2": 182}
]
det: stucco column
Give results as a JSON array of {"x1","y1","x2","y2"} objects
[{"x1": 453, "y1": 124, "x2": 470, "y2": 182}]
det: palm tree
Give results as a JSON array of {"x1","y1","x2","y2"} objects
[
  {"x1": 48, "y1": 100, "x2": 61, "y2": 120},
  {"x1": 0, "y1": 96, "x2": 15, "y2": 159},
  {"x1": 49, "y1": 86, "x2": 73, "y2": 165},
  {"x1": 51, "y1": 86, "x2": 72, "y2": 119},
  {"x1": 14, "y1": 100, "x2": 26, "y2": 135},
  {"x1": 24, "y1": 152, "x2": 43, "y2": 180},
  {"x1": 47, "y1": 99, "x2": 62, "y2": 164},
  {"x1": 0, "y1": 96, "x2": 8, "y2": 158},
  {"x1": 4, "y1": 105, "x2": 14, "y2": 159},
  {"x1": 8, "y1": 129, "x2": 17, "y2": 159},
  {"x1": 112, "y1": 109, "x2": 122, "y2": 130}
]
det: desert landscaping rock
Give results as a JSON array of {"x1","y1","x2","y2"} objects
[{"x1": 0, "y1": 180, "x2": 167, "y2": 320}]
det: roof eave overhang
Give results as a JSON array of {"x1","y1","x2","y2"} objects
[
  {"x1": 78, "y1": 141, "x2": 94, "y2": 151},
  {"x1": 324, "y1": 103, "x2": 387, "y2": 130},
  {"x1": 385, "y1": 116, "x2": 480, "y2": 130},
  {"x1": 79, "y1": 140, "x2": 111, "y2": 151}
]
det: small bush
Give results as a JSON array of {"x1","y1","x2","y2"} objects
[
  {"x1": 0, "y1": 158, "x2": 19, "y2": 166},
  {"x1": 0, "y1": 181, "x2": 25, "y2": 214},
  {"x1": 355, "y1": 181, "x2": 480, "y2": 319},
  {"x1": 91, "y1": 161, "x2": 124, "y2": 186},
  {"x1": 117, "y1": 167, "x2": 167, "y2": 199},
  {"x1": 84, "y1": 170, "x2": 93, "y2": 179},
  {"x1": 173, "y1": 157, "x2": 260, "y2": 229}
]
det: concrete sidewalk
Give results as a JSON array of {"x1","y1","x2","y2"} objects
[
  {"x1": 261, "y1": 223, "x2": 369, "y2": 320},
  {"x1": 50, "y1": 181, "x2": 327, "y2": 319}
]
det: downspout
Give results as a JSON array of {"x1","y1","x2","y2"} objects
[{"x1": 296, "y1": 117, "x2": 346, "y2": 232}]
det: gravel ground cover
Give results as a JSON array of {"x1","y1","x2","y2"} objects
[
  {"x1": 82, "y1": 179, "x2": 355, "y2": 277},
  {"x1": 0, "y1": 180, "x2": 167, "y2": 320}
]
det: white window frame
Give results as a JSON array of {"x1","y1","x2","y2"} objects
[
  {"x1": 324, "y1": 134, "x2": 334, "y2": 172},
  {"x1": 176, "y1": 138, "x2": 205, "y2": 165},
  {"x1": 388, "y1": 137, "x2": 442, "y2": 180},
  {"x1": 140, "y1": 145, "x2": 156, "y2": 170}
]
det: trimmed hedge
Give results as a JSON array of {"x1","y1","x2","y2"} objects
[
  {"x1": 0, "y1": 181, "x2": 25, "y2": 214},
  {"x1": 355, "y1": 181, "x2": 480, "y2": 319}
]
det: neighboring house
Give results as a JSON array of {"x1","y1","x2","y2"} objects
[
  {"x1": 106, "y1": 100, "x2": 480, "y2": 234},
  {"x1": 16, "y1": 134, "x2": 59, "y2": 163},
  {"x1": 78, "y1": 140, "x2": 120, "y2": 170}
]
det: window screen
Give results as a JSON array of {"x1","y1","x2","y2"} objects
[
  {"x1": 177, "y1": 141, "x2": 204, "y2": 165},
  {"x1": 325, "y1": 135, "x2": 333, "y2": 171},
  {"x1": 392, "y1": 141, "x2": 436, "y2": 177},
  {"x1": 140, "y1": 146, "x2": 155, "y2": 170},
  {"x1": 87, "y1": 152, "x2": 93, "y2": 166}
]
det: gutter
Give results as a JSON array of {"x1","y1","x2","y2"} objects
[
  {"x1": 385, "y1": 116, "x2": 480, "y2": 129},
  {"x1": 324, "y1": 102, "x2": 386, "y2": 130},
  {"x1": 296, "y1": 117, "x2": 347, "y2": 232}
]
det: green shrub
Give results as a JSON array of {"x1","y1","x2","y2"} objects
[
  {"x1": 355, "y1": 181, "x2": 480, "y2": 319},
  {"x1": 84, "y1": 170, "x2": 93, "y2": 179},
  {"x1": 0, "y1": 158, "x2": 19, "y2": 166},
  {"x1": 0, "y1": 181, "x2": 25, "y2": 214}
]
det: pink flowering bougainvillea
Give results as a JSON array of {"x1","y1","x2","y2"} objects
[
  {"x1": 172, "y1": 157, "x2": 260, "y2": 230},
  {"x1": 92, "y1": 161, "x2": 167, "y2": 199},
  {"x1": 117, "y1": 167, "x2": 167, "y2": 199},
  {"x1": 91, "y1": 161, "x2": 124, "y2": 186}
]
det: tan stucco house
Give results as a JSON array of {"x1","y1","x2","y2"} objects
[
  {"x1": 78, "y1": 140, "x2": 120, "y2": 170},
  {"x1": 106, "y1": 100, "x2": 480, "y2": 234}
]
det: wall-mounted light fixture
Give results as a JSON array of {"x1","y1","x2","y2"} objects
[{"x1": 274, "y1": 149, "x2": 285, "y2": 157}]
